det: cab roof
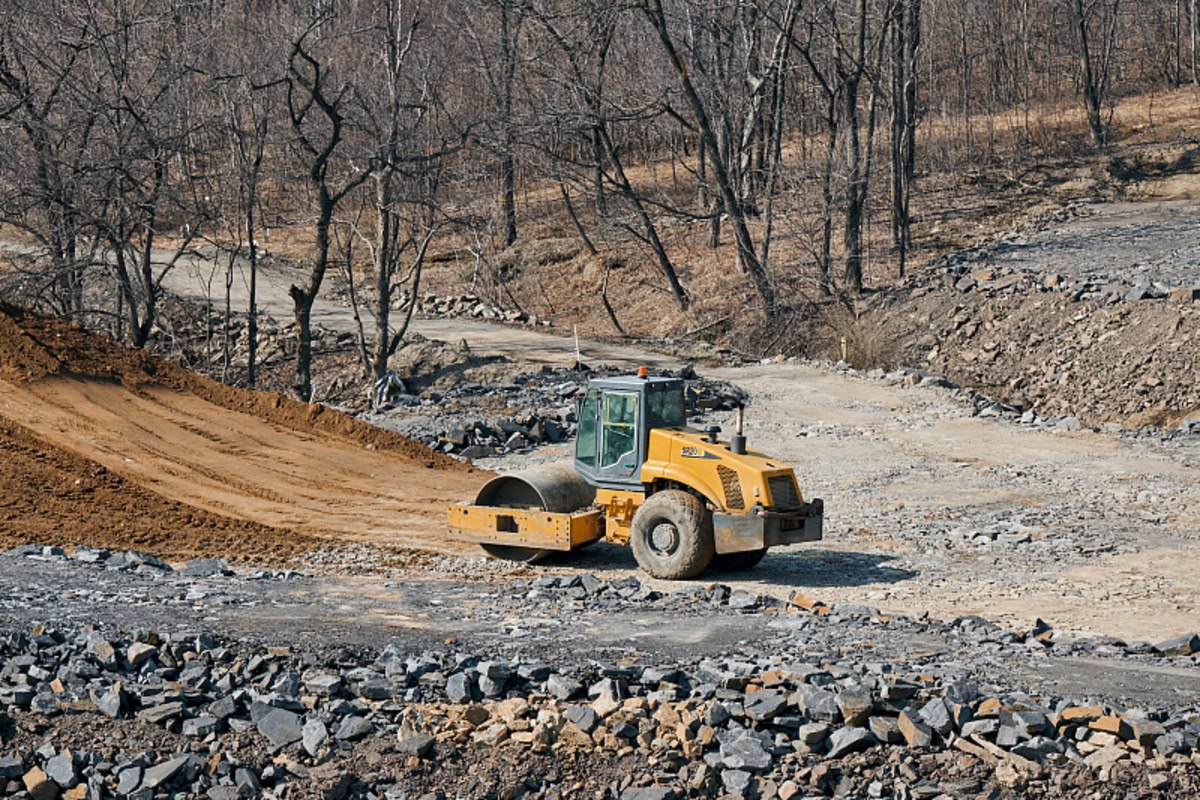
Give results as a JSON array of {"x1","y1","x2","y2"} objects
[{"x1": 588, "y1": 375, "x2": 682, "y2": 391}]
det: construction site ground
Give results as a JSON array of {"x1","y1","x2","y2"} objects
[
  {"x1": 474, "y1": 362, "x2": 1200, "y2": 645},
  {"x1": 1, "y1": 189, "x2": 1199, "y2": 798},
  {"x1": 0, "y1": 284, "x2": 1196, "y2": 646}
]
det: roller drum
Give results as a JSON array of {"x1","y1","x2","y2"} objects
[
  {"x1": 472, "y1": 463, "x2": 596, "y2": 563},
  {"x1": 474, "y1": 463, "x2": 596, "y2": 513}
]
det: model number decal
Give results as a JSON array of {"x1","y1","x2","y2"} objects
[{"x1": 681, "y1": 447, "x2": 718, "y2": 459}]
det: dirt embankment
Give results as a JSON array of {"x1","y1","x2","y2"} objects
[
  {"x1": 0, "y1": 415, "x2": 314, "y2": 563},
  {"x1": 0, "y1": 304, "x2": 470, "y2": 468},
  {"x1": 0, "y1": 303, "x2": 483, "y2": 563}
]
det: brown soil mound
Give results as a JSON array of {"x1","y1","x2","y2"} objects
[
  {"x1": 0, "y1": 303, "x2": 485, "y2": 564},
  {"x1": 388, "y1": 332, "x2": 509, "y2": 392},
  {"x1": 0, "y1": 416, "x2": 319, "y2": 563},
  {"x1": 0, "y1": 303, "x2": 468, "y2": 471}
]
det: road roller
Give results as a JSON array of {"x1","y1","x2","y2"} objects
[{"x1": 447, "y1": 369, "x2": 823, "y2": 579}]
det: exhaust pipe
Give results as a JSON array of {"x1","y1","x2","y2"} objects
[{"x1": 731, "y1": 405, "x2": 747, "y2": 455}]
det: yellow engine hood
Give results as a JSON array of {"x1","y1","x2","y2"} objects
[{"x1": 639, "y1": 428, "x2": 804, "y2": 512}]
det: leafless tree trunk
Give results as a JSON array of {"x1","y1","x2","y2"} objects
[
  {"x1": 643, "y1": 0, "x2": 775, "y2": 311},
  {"x1": 1192, "y1": 0, "x2": 1199, "y2": 83},
  {"x1": 285, "y1": 23, "x2": 371, "y2": 401},
  {"x1": 798, "y1": 26, "x2": 840, "y2": 292},
  {"x1": 367, "y1": 0, "x2": 423, "y2": 382},
  {"x1": 597, "y1": 124, "x2": 690, "y2": 310},
  {"x1": 558, "y1": 179, "x2": 598, "y2": 256},
  {"x1": 1075, "y1": 0, "x2": 1108, "y2": 146},
  {"x1": 219, "y1": 69, "x2": 272, "y2": 387},
  {"x1": 464, "y1": 0, "x2": 525, "y2": 248},
  {"x1": 706, "y1": 126, "x2": 726, "y2": 249},
  {"x1": 890, "y1": 0, "x2": 921, "y2": 276},
  {"x1": 840, "y1": 0, "x2": 870, "y2": 294}
]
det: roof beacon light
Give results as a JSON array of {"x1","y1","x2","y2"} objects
[{"x1": 637, "y1": 365, "x2": 648, "y2": 379}]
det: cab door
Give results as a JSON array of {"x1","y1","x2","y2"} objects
[
  {"x1": 599, "y1": 391, "x2": 640, "y2": 482},
  {"x1": 574, "y1": 389, "x2": 600, "y2": 476}
]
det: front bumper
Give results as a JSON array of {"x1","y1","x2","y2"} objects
[
  {"x1": 710, "y1": 503, "x2": 825, "y2": 554},
  {"x1": 712, "y1": 499, "x2": 824, "y2": 554}
]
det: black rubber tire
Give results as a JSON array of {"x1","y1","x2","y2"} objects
[
  {"x1": 630, "y1": 490, "x2": 715, "y2": 579},
  {"x1": 710, "y1": 548, "x2": 768, "y2": 572}
]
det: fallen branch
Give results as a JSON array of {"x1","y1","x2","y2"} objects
[{"x1": 683, "y1": 315, "x2": 731, "y2": 338}]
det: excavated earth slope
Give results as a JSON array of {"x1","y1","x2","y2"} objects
[{"x1": 0, "y1": 303, "x2": 484, "y2": 563}]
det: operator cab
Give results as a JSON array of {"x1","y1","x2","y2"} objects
[{"x1": 574, "y1": 375, "x2": 685, "y2": 490}]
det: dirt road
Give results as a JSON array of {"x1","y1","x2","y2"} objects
[
  {"x1": 160, "y1": 253, "x2": 677, "y2": 369},
  {"x1": 0, "y1": 237, "x2": 676, "y2": 369},
  {"x1": 721, "y1": 364, "x2": 1200, "y2": 642}
]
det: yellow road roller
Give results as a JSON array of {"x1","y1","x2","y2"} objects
[{"x1": 448, "y1": 370, "x2": 823, "y2": 579}]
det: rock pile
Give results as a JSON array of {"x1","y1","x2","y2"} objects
[
  {"x1": 1, "y1": 605, "x2": 1196, "y2": 799},
  {"x1": 879, "y1": 285, "x2": 1200, "y2": 427},
  {"x1": 397, "y1": 292, "x2": 546, "y2": 327},
  {"x1": 923, "y1": 201, "x2": 1200, "y2": 307},
  {"x1": 876, "y1": 198, "x2": 1200, "y2": 428},
  {"x1": 2, "y1": 545, "x2": 1200, "y2": 799},
  {"x1": 873, "y1": 365, "x2": 1140, "y2": 433},
  {"x1": 4, "y1": 545, "x2": 299, "y2": 582},
  {"x1": 932, "y1": 261, "x2": 1199, "y2": 305},
  {"x1": 433, "y1": 412, "x2": 574, "y2": 460},
  {"x1": 370, "y1": 365, "x2": 748, "y2": 460},
  {"x1": 150, "y1": 293, "x2": 350, "y2": 377}
]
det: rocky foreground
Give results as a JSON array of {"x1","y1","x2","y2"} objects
[{"x1": 1, "y1": 546, "x2": 1198, "y2": 799}]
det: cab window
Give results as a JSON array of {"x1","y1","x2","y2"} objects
[
  {"x1": 575, "y1": 390, "x2": 598, "y2": 468},
  {"x1": 601, "y1": 392, "x2": 638, "y2": 468},
  {"x1": 648, "y1": 386, "x2": 685, "y2": 428}
]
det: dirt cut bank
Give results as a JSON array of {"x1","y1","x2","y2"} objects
[{"x1": 0, "y1": 303, "x2": 485, "y2": 563}]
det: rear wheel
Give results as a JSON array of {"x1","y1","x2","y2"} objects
[
  {"x1": 711, "y1": 548, "x2": 768, "y2": 571},
  {"x1": 630, "y1": 490, "x2": 714, "y2": 579}
]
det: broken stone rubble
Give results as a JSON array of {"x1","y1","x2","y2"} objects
[
  {"x1": 364, "y1": 363, "x2": 748, "y2": 460},
  {"x1": 1, "y1": 565, "x2": 1198, "y2": 799}
]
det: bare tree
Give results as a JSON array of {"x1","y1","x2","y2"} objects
[
  {"x1": 642, "y1": 0, "x2": 777, "y2": 311},
  {"x1": 837, "y1": 0, "x2": 874, "y2": 295},
  {"x1": 0, "y1": 3, "x2": 100, "y2": 320},
  {"x1": 80, "y1": 1, "x2": 210, "y2": 347},
  {"x1": 463, "y1": 0, "x2": 526, "y2": 248},
  {"x1": 1067, "y1": 0, "x2": 1121, "y2": 148},
  {"x1": 4, "y1": 0, "x2": 1200, "y2": 376},
  {"x1": 531, "y1": 2, "x2": 691, "y2": 310},
  {"x1": 890, "y1": 0, "x2": 920, "y2": 276},
  {"x1": 284, "y1": 19, "x2": 371, "y2": 401},
  {"x1": 228, "y1": 91, "x2": 270, "y2": 387},
  {"x1": 356, "y1": 0, "x2": 466, "y2": 380},
  {"x1": 796, "y1": 15, "x2": 842, "y2": 291},
  {"x1": 206, "y1": 6, "x2": 280, "y2": 388}
]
